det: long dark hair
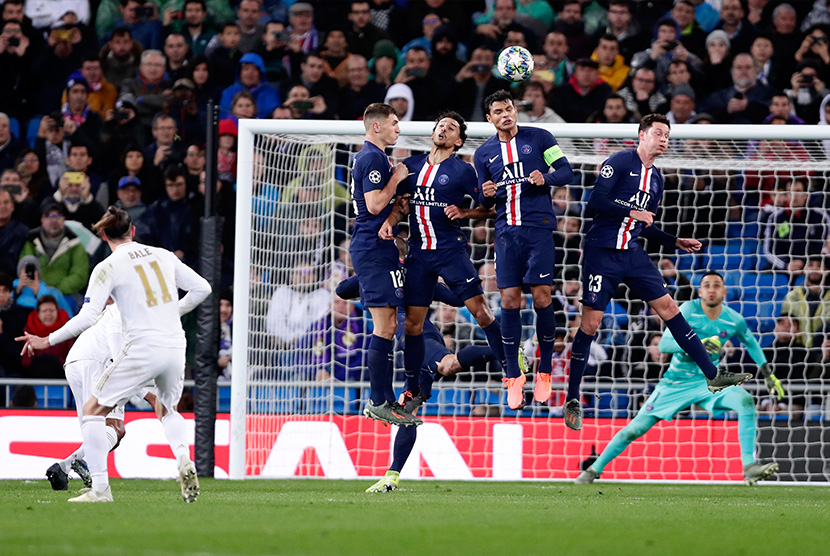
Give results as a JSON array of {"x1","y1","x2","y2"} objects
[{"x1": 93, "y1": 206, "x2": 132, "y2": 239}]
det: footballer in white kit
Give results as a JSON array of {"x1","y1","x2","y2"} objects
[{"x1": 20, "y1": 207, "x2": 211, "y2": 503}]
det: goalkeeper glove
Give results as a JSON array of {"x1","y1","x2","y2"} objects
[
  {"x1": 701, "y1": 335, "x2": 723, "y2": 356},
  {"x1": 760, "y1": 363, "x2": 785, "y2": 401}
]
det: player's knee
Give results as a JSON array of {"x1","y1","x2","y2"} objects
[
  {"x1": 404, "y1": 315, "x2": 424, "y2": 335},
  {"x1": 531, "y1": 288, "x2": 551, "y2": 308},
  {"x1": 501, "y1": 288, "x2": 521, "y2": 309},
  {"x1": 107, "y1": 418, "x2": 126, "y2": 443},
  {"x1": 735, "y1": 390, "x2": 755, "y2": 413}
]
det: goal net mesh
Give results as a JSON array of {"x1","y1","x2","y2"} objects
[{"x1": 235, "y1": 124, "x2": 830, "y2": 482}]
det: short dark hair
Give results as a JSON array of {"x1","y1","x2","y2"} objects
[
  {"x1": 701, "y1": 270, "x2": 725, "y2": 283},
  {"x1": 363, "y1": 102, "x2": 397, "y2": 129},
  {"x1": 93, "y1": 206, "x2": 132, "y2": 239},
  {"x1": 184, "y1": 0, "x2": 206, "y2": 10},
  {"x1": 112, "y1": 27, "x2": 132, "y2": 39},
  {"x1": 599, "y1": 33, "x2": 619, "y2": 44},
  {"x1": 82, "y1": 53, "x2": 101, "y2": 64},
  {"x1": 3, "y1": 0, "x2": 24, "y2": 6},
  {"x1": 12, "y1": 385, "x2": 37, "y2": 408},
  {"x1": 36, "y1": 294, "x2": 59, "y2": 311},
  {"x1": 221, "y1": 22, "x2": 240, "y2": 33},
  {"x1": 639, "y1": 113, "x2": 670, "y2": 134},
  {"x1": 163, "y1": 165, "x2": 187, "y2": 183},
  {"x1": 434, "y1": 110, "x2": 467, "y2": 151},
  {"x1": 0, "y1": 270, "x2": 13, "y2": 291},
  {"x1": 484, "y1": 89, "x2": 513, "y2": 115}
]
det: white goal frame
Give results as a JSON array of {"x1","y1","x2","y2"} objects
[{"x1": 230, "y1": 120, "x2": 830, "y2": 481}]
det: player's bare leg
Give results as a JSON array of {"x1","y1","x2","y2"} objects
[
  {"x1": 649, "y1": 294, "x2": 751, "y2": 391},
  {"x1": 530, "y1": 285, "x2": 557, "y2": 403},
  {"x1": 499, "y1": 286, "x2": 527, "y2": 409}
]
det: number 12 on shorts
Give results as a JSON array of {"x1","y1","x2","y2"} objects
[
  {"x1": 134, "y1": 262, "x2": 173, "y2": 307},
  {"x1": 588, "y1": 274, "x2": 603, "y2": 293},
  {"x1": 389, "y1": 269, "x2": 404, "y2": 289}
]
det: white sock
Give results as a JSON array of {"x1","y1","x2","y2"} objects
[
  {"x1": 80, "y1": 415, "x2": 109, "y2": 493},
  {"x1": 160, "y1": 411, "x2": 191, "y2": 467},
  {"x1": 60, "y1": 447, "x2": 83, "y2": 474},
  {"x1": 105, "y1": 424, "x2": 119, "y2": 452}
]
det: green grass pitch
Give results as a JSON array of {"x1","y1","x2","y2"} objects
[{"x1": 2, "y1": 479, "x2": 828, "y2": 556}]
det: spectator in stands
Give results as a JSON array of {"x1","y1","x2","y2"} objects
[
  {"x1": 13, "y1": 150, "x2": 49, "y2": 216},
  {"x1": 533, "y1": 31, "x2": 573, "y2": 94},
  {"x1": 428, "y1": 25, "x2": 465, "y2": 85},
  {"x1": 234, "y1": 0, "x2": 265, "y2": 55},
  {"x1": 65, "y1": 140, "x2": 103, "y2": 196},
  {"x1": 114, "y1": 175, "x2": 147, "y2": 222},
  {"x1": 99, "y1": 94, "x2": 151, "y2": 184},
  {"x1": 163, "y1": 0, "x2": 215, "y2": 57},
  {"x1": 220, "y1": 52, "x2": 280, "y2": 119},
  {"x1": 628, "y1": 331, "x2": 669, "y2": 382},
  {"x1": 551, "y1": 58, "x2": 613, "y2": 123},
  {"x1": 605, "y1": 0, "x2": 648, "y2": 64},
  {"x1": 265, "y1": 259, "x2": 329, "y2": 350},
  {"x1": 0, "y1": 189, "x2": 28, "y2": 275},
  {"x1": 2, "y1": 168, "x2": 39, "y2": 229},
  {"x1": 336, "y1": 55, "x2": 385, "y2": 120},
  {"x1": 163, "y1": 32, "x2": 191, "y2": 82},
  {"x1": 451, "y1": 47, "x2": 507, "y2": 122},
  {"x1": 32, "y1": 24, "x2": 85, "y2": 116},
  {"x1": 144, "y1": 113, "x2": 185, "y2": 172},
  {"x1": 801, "y1": 1, "x2": 830, "y2": 33},
  {"x1": 516, "y1": 81, "x2": 565, "y2": 124},
  {"x1": 700, "y1": 30, "x2": 734, "y2": 98},
  {"x1": 205, "y1": 23, "x2": 242, "y2": 89},
  {"x1": 45, "y1": 170, "x2": 105, "y2": 231},
  {"x1": 763, "y1": 179, "x2": 830, "y2": 272},
  {"x1": 217, "y1": 288, "x2": 232, "y2": 378},
  {"x1": 553, "y1": 0, "x2": 596, "y2": 60},
  {"x1": 187, "y1": 55, "x2": 222, "y2": 119},
  {"x1": 383, "y1": 83, "x2": 414, "y2": 122},
  {"x1": 20, "y1": 204, "x2": 89, "y2": 300},
  {"x1": 664, "y1": 59, "x2": 693, "y2": 98},
  {"x1": 659, "y1": 257, "x2": 694, "y2": 302},
  {"x1": 769, "y1": 3, "x2": 801, "y2": 90},
  {"x1": 281, "y1": 85, "x2": 333, "y2": 120},
  {"x1": 308, "y1": 292, "x2": 367, "y2": 382},
  {"x1": 62, "y1": 54, "x2": 118, "y2": 119},
  {"x1": 105, "y1": 144, "x2": 155, "y2": 208},
  {"x1": 167, "y1": 78, "x2": 203, "y2": 144},
  {"x1": 593, "y1": 34, "x2": 630, "y2": 92},
  {"x1": 283, "y1": 53, "x2": 339, "y2": 112},
  {"x1": 0, "y1": 19, "x2": 36, "y2": 120},
  {"x1": 13, "y1": 255, "x2": 74, "y2": 315},
  {"x1": 672, "y1": 0, "x2": 707, "y2": 59},
  {"x1": 781, "y1": 255, "x2": 830, "y2": 348},
  {"x1": 751, "y1": 34, "x2": 776, "y2": 88},
  {"x1": 617, "y1": 67, "x2": 667, "y2": 119},
  {"x1": 590, "y1": 93, "x2": 637, "y2": 124},
  {"x1": 475, "y1": 0, "x2": 552, "y2": 43},
  {"x1": 787, "y1": 60, "x2": 828, "y2": 125},
  {"x1": 105, "y1": 0, "x2": 163, "y2": 50},
  {"x1": 0, "y1": 113, "x2": 23, "y2": 174},
  {"x1": 368, "y1": 39, "x2": 400, "y2": 88},
  {"x1": 99, "y1": 27, "x2": 142, "y2": 89},
  {"x1": 702, "y1": 53, "x2": 773, "y2": 123},
  {"x1": 630, "y1": 18, "x2": 704, "y2": 88},
  {"x1": 553, "y1": 215, "x2": 582, "y2": 269},
  {"x1": 61, "y1": 73, "x2": 104, "y2": 150},
  {"x1": 714, "y1": 0, "x2": 758, "y2": 55},
  {"x1": 2, "y1": 0, "x2": 44, "y2": 51},
  {"x1": 216, "y1": 120, "x2": 237, "y2": 184},
  {"x1": 794, "y1": 25, "x2": 830, "y2": 77},
  {"x1": 227, "y1": 91, "x2": 256, "y2": 122},
  {"x1": 0, "y1": 270, "x2": 27, "y2": 378},
  {"x1": 120, "y1": 50, "x2": 172, "y2": 132},
  {"x1": 285, "y1": 2, "x2": 320, "y2": 60},
  {"x1": 135, "y1": 165, "x2": 200, "y2": 265},
  {"x1": 765, "y1": 92, "x2": 803, "y2": 124},
  {"x1": 21, "y1": 294, "x2": 73, "y2": 378},
  {"x1": 182, "y1": 143, "x2": 204, "y2": 191},
  {"x1": 392, "y1": 46, "x2": 441, "y2": 121},
  {"x1": 666, "y1": 83, "x2": 697, "y2": 125},
  {"x1": 347, "y1": 0, "x2": 390, "y2": 60},
  {"x1": 320, "y1": 27, "x2": 353, "y2": 88},
  {"x1": 34, "y1": 112, "x2": 73, "y2": 190}
]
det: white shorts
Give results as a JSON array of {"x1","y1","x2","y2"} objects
[
  {"x1": 65, "y1": 359, "x2": 125, "y2": 421},
  {"x1": 94, "y1": 343, "x2": 185, "y2": 413}
]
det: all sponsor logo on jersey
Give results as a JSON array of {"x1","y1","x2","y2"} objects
[
  {"x1": 368, "y1": 170, "x2": 382, "y2": 184},
  {"x1": 600, "y1": 165, "x2": 614, "y2": 178},
  {"x1": 437, "y1": 174, "x2": 449, "y2": 185},
  {"x1": 627, "y1": 190, "x2": 650, "y2": 211},
  {"x1": 521, "y1": 144, "x2": 532, "y2": 154}
]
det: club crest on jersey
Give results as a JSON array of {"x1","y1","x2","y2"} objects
[
  {"x1": 600, "y1": 165, "x2": 614, "y2": 178},
  {"x1": 438, "y1": 174, "x2": 449, "y2": 185},
  {"x1": 521, "y1": 144, "x2": 532, "y2": 154},
  {"x1": 368, "y1": 170, "x2": 382, "y2": 184}
]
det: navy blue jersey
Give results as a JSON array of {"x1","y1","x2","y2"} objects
[
  {"x1": 473, "y1": 126, "x2": 565, "y2": 231},
  {"x1": 584, "y1": 149, "x2": 666, "y2": 250},
  {"x1": 350, "y1": 141, "x2": 396, "y2": 251},
  {"x1": 401, "y1": 154, "x2": 479, "y2": 250}
]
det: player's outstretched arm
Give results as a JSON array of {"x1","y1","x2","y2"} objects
[
  {"x1": 675, "y1": 237, "x2": 702, "y2": 253},
  {"x1": 444, "y1": 205, "x2": 495, "y2": 220}
]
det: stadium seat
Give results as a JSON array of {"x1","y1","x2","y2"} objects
[
  {"x1": 34, "y1": 385, "x2": 69, "y2": 409},
  {"x1": 25, "y1": 117, "x2": 42, "y2": 148},
  {"x1": 8, "y1": 117, "x2": 20, "y2": 139},
  {"x1": 217, "y1": 386, "x2": 231, "y2": 412},
  {"x1": 595, "y1": 390, "x2": 631, "y2": 416},
  {"x1": 422, "y1": 388, "x2": 471, "y2": 417},
  {"x1": 303, "y1": 387, "x2": 348, "y2": 414}
]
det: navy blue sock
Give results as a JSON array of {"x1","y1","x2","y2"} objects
[
  {"x1": 367, "y1": 335, "x2": 394, "y2": 405},
  {"x1": 385, "y1": 350, "x2": 396, "y2": 403},
  {"x1": 457, "y1": 346, "x2": 496, "y2": 369},
  {"x1": 481, "y1": 320, "x2": 506, "y2": 367},
  {"x1": 664, "y1": 313, "x2": 717, "y2": 379},
  {"x1": 390, "y1": 425, "x2": 417, "y2": 473},
  {"x1": 567, "y1": 329, "x2": 596, "y2": 401},
  {"x1": 501, "y1": 308, "x2": 522, "y2": 378},
  {"x1": 534, "y1": 303, "x2": 556, "y2": 375},
  {"x1": 419, "y1": 367, "x2": 435, "y2": 400},
  {"x1": 404, "y1": 334, "x2": 425, "y2": 393}
]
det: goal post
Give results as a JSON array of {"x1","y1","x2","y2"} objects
[{"x1": 230, "y1": 119, "x2": 830, "y2": 483}]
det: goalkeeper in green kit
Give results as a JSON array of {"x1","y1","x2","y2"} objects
[{"x1": 576, "y1": 271, "x2": 783, "y2": 485}]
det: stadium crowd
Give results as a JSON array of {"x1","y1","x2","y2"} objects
[{"x1": 0, "y1": 0, "x2": 829, "y2": 416}]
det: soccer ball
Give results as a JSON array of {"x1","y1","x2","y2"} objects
[{"x1": 497, "y1": 46, "x2": 534, "y2": 82}]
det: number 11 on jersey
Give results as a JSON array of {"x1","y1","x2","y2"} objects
[{"x1": 134, "y1": 261, "x2": 173, "y2": 307}]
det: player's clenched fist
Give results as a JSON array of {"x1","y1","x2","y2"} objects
[
  {"x1": 528, "y1": 169, "x2": 545, "y2": 185},
  {"x1": 482, "y1": 180, "x2": 497, "y2": 197},
  {"x1": 629, "y1": 209, "x2": 654, "y2": 227},
  {"x1": 378, "y1": 220, "x2": 395, "y2": 241}
]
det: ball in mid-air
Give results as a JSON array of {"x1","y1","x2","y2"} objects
[{"x1": 497, "y1": 46, "x2": 534, "y2": 82}]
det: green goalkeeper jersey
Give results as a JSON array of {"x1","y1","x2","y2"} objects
[{"x1": 658, "y1": 298, "x2": 767, "y2": 384}]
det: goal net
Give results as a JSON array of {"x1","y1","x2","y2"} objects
[{"x1": 231, "y1": 120, "x2": 830, "y2": 483}]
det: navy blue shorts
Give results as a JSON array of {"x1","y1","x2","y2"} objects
[
  {"x1": 423, "y1": 318, "x2": 451, "y2": 373},
  {"x1": 580, "y1": 244, "x2": 670, "y2": 310},
  {"x1": 403, "y1": 247, "x2": 483, "y2": 307},
  {"x1": 494, "y1": 226, "x2": 555, "y2": 289},
  {"x1": 350, "y1": 243, "x2": 405, "y2": 308}
]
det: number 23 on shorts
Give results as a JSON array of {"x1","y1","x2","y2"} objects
[{"x1": 588, "y1": 274, "x2": 603, "y2": 293}]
